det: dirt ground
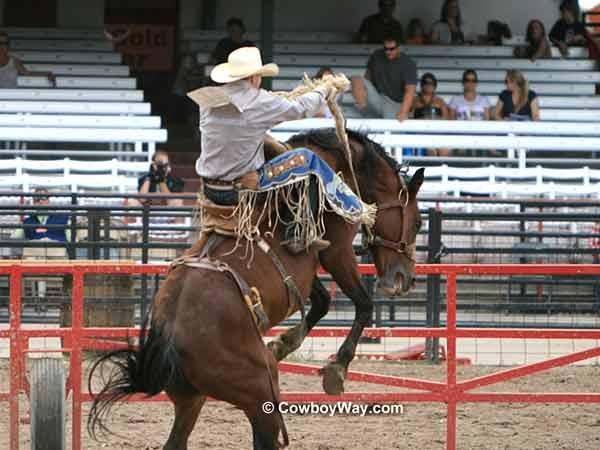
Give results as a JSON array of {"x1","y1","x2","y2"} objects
[{"x1": 1, "y1": 358, "x2": 599, "y2": 450}]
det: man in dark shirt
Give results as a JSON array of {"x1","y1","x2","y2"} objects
[
  {"x1": 138, "y1": 150, "x2": 184, "y2": 206},
  {"x1": 356, "y1": 0, "x2": 404, "y2": 44},
  {"x1": 549, "y1": 0, "x2": 586, "y2": 57},
  {"x1": 350, "y1": 33, "x2": 417, "y2": 121},
  {"x1": 211, "y1": 17, "x2": 254, "y2": 65}
]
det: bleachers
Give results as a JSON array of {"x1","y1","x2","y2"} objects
[
  {"x1": 0, "y1": 27, "x2": 165, "y2": 167},
  {"x1": 271, "y1": 118, "x2": 600, "y2": 197}
]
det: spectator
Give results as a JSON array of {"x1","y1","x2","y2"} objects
[
  {"x1": 406, "y1": 18, "x2": 428, "y2": 45},
  {"x1": 413, "y1": 73, "x2": 450, "y2": 156},
  {"x1": 550, "y1": 0, "x2": 586, "y2": 57},
  {"x1": 350, "y1": 33, "x2": 417, "y2": 121},
  {"x1": 138, "y1": 150, "x2": 184, "y2": 206},
  {"x1": 12, "y1": 189, "x2": 69, "y2": 242},
  {"x1": 413, "y1": 73, "x2": 449, "y2": 119},
  {"x1": 356, "y1": 0, "x2": 404, "y2": 44},
  {"x1": 448, "y1": 69, "x2": 491, "y2": 121},
  {"x1": 514, "y1": 20, "x2": 552, "y2": 61},
  {"x1": 478, "y1": 20, "x2": 512, "y2": 46},
  {"x1": 312, "y1": 67, "x2": 335, "y2": 118},
  {"x1": 430, "y1": 0, "x2": 474, "y2": 45},
  {"x1": 0, "y1": 32, "x2": 55, "y2": 88},
  {"x1": 494, "y1": 70, "x2": 540, "y2": 121},
  {"x1": 211, "y1": 17, "x2": 254, "y2": 65}
]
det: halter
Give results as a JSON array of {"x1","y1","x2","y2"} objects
[{"x1": 362, "y1": 173, "x2": 416, "y2": 263}]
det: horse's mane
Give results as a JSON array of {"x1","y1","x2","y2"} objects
[
  {"x1": 286, "y1": 128, "x2": 401, "y2": 195},
  {"x1": 288, "y1": 128, "x2": 400, "y2": 173}
]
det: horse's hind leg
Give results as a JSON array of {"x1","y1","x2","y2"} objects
[
  {"x1": 163, "y1": 392, "x2": 206, "y2": 450},
  {"x1": 268, "y1": 277, "x2": 331, "y2": 361}
]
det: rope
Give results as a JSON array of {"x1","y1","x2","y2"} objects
[{"x1": 273, "y1": 74, "x2": 364, "y2": 200}]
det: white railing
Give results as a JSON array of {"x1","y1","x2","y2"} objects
[{"x1": 271, "y1": 118, "x2": 600, "y2": 175}]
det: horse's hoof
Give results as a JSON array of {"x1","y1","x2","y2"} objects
[
  {"x1": 267, "y1": 340, "x2": 287, "y2": 361},
  {"x1": 319, "y1": 362, "x2": 346, "y2": 396}
]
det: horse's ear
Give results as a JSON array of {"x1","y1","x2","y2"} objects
[{"x1": 409, "y1": 168, "x2": 425, "y2": 195}]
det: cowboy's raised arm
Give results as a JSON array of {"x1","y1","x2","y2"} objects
[{"x1": 254, "y1": 84, "x2": 332, "y2": 129}]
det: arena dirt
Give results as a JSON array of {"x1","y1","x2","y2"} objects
[{"x1": 1, "y1": 359, "x2": 599, "y2": 450}]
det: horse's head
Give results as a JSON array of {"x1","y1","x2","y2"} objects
[
  {"x1": 284, "y1": 128, "x2": 424, "y2": 296},
  {"x1": 368, "y1": 168, "x2": 424, "y2": 296},
  {"x1": 348, "y1": 131, "x2": 424, "y2": 297}
]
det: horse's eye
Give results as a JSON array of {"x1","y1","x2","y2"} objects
[{"x1": 415, "y1": 220, "x2": 422, "y2": 231}]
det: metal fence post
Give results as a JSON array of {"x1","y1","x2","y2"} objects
[
  {"x1": 141, "y1": 203, "x2": 150, "y2": 320},
  {"x1": 426, "y1": 208, "x2": 443, "y2": 362}
]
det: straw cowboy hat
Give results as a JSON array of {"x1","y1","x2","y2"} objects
[{"x1": 210, "y1": 46, "x2": 279, "y2": 84}]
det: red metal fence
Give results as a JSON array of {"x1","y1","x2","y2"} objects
[{"x1": 1, "y1": 263, "x2": 600, "y2": 450}]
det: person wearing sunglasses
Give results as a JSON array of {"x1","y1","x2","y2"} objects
[
  {"x1": 356, "y1": 0, "x2": 404, "y2": 44},
  {"x1": 413, "y1": 73, "x2": 450, "y2": 156},
  {"x1": 0, "y1": 32, "x2": 55, "y2": 88},
  {"x1": 351, "y1": 32, "x2": 417, "y2": 121},
  {"x1": 448, "y1": 70, "x2": 490, "y2": 121}
]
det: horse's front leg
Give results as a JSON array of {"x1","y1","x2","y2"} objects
[
  {"x1": 318, "y1": 248, "x2": 373, "y2": 395},
  {"x1": 268, "y1": 277, "x2": 331, "y2": 361}
]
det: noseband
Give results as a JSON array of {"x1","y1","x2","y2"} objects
[{"x1": 362, "y1": 175, "x2": 416, "y2": 262}]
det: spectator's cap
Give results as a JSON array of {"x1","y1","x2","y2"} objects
[{"x1": 209, "y1": 47, "x2": 278, "y2": 84}]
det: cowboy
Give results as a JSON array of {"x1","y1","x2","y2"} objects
[{"x1": 188, "y1": 47, "x2": 371, "y2": 255}]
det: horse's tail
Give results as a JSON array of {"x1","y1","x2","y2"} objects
[{"x1": 87, "y1": 307, "x2": 188, "y2": 438}]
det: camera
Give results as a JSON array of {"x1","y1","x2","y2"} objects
[{"x1": 152, "y1": 162, "x2": 169, "y2": 182}]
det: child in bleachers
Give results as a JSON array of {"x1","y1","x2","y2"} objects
[
  {"x1": 549, "y1": 0, "x2": 586, "y2": 57},
  {"x1": 406, "y1": 18, "x2": 428, "y2": 45}
]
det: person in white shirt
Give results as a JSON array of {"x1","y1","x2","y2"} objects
[
  {"x1": 0, "y1": 32, "x2": 55, "y2": 88},
  {"x1": 448, "y1": 69, "x2": 490, "y2": 121}
]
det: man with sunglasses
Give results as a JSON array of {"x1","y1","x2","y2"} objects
[
  {"x1": 351, "y1": 33, "x2": 417, "y2": 121},
  {"x1": 0, "y1": 32, "x2": 55, "y2": 88},
  {"x1": 356, "y1": 0, "x2": 404, "y2": 44}
]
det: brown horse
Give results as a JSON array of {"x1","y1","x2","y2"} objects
[{"x1": 88, "y1": 129, "x2": 424, "y2": 450}]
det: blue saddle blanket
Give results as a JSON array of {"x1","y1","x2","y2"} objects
[{"x1": 258, "y1": 148, "x2": 372, "y2": 224}]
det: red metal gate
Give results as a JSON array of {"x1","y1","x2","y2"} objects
[{"x1": 1, "y1": 263, "x2": 600, "y2": 450}]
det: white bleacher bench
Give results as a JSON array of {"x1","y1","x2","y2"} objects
[
  {"x1": 10, "y1": 39, "x2": 113, "y2": 52},
  {"x1": 26, "y1": 63, "x2": 129, "y2": 76},
  {"x1": 270, "y1": 54, "x2": 597, "y2": 71},
  {"x1": 270, "y1": 118, "x2": 600, "y2": 168},
  {"x1": 0, "y1": 127, "x2": 165, "y2": 155},
  {"x1": 0, "y1": 114, "x2": 160, "y2": 128},
  {"x1": 12, "y1": 50, "x2": 121, "y2": 64},
  {"x1": 0, "y1": 174, "x2": 138, "y2": 193},
  {"x1": 181, "y1": 29, "x2": 354, "y2": 43},
  {"x1": 17, "y1": 76, "x2": 136, "y2": 89},
  {"x1": 334, "y1": 95, "x2": 600, "y2": 122},
  {"x1": 0, "y1": 157, "x2": 148, "y2": 177},
  {"x1": 277, "y1": 66, "x2": 600, "y2": 84},
  {"x1": 272, "y1": 43, "x2": 588, "y2": 59},
  {"x1": 3, "y1": 28, "x2": 105, "y2": 39},
  {"x1": 273, "y1": 79, "x2": 595, "y2": 96},
  {"x1": 0, "y1": 101, "x2": 150, "y2": 115},
  {"x1": 0, "y1": 89, "x2": 143, "y2": 102}
]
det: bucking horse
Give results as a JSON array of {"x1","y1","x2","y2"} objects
[{"x1": 88, "y1": 128, "x2": 424, "y2": 450}]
